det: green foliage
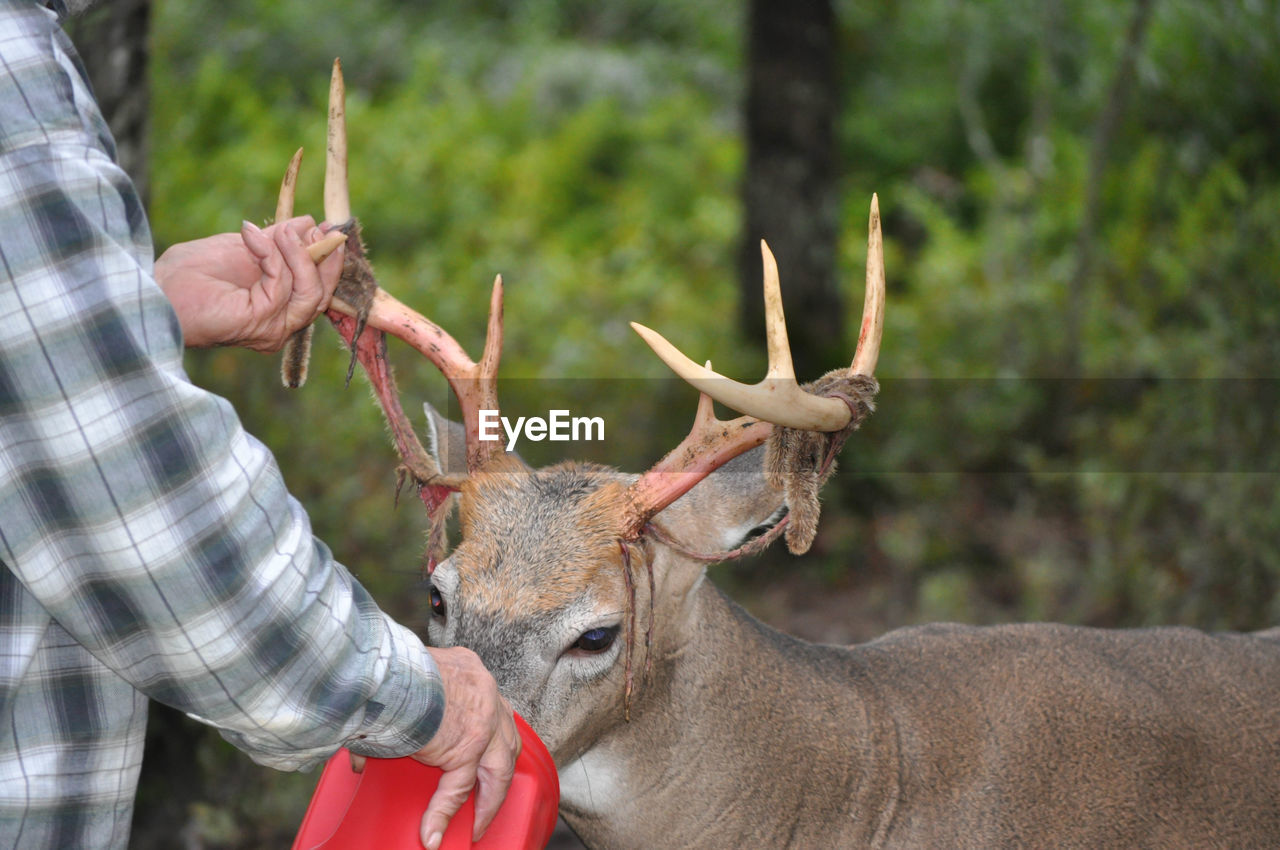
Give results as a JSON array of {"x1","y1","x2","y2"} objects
[{"x1": 807, "y1": 0, "x2": 1280, "y2": 635}]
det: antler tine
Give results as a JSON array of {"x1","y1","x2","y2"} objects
[
  {"x1": 629, "y1": 244, "x2": 851, "y2": 431},
  {"x1": 306, "y1": 59, "x2": 350, "y2": 265},
  {"x1": 693, "y1": 366, "x2": 716, "y2": 427},
  {"x1": 325, "y1": 58, "x2": 351, "y2": 224},
  {"x1": 851, "y1": 194, "x2": 884, "y2": 376},
  {"x1": 760, "y1": 241, "x2": 796, "y2": 382},
  {"x1": 304, "y1": 232, "x2": 349, "y2": 264},
  {"x1": 480, "y1": 275, "x2": 504, "y2": 382},
  {"x1": 278, "y1": 147, "x2": 328, "y2": 390},
  {"x1": 276, "y1": 147, "x2": 303, "y2": 222},
  {"x1": 470, "y1": 275, "x2": 505, "y2": 466}
]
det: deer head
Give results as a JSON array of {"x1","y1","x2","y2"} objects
[
  {"x1": 417, "y1": 217, "x2": 883, "y2": 766},
  {"x1": 280, "y1": 60, "x2": 883, "y2": 765}
]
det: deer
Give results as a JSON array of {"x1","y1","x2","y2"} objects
[{"x1": 283, "y1": 61, "x2": 1280, "y2": 849}]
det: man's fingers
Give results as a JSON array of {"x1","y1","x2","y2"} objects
[
  {"x1": 242, "y1": 220, "x2": 286, "y2": 308},
  {"x1": 275, "y1": 219, "x2": 322, "y2": 309},
  {"x1": 470, "y1": 737, "x2": 519, "y2": 840},
  {"x1": 473, "y1": 702, "x2": 520, "y2": 837},
  {"x1": 409, "y1": 648, "x2": 520, "y2": 847},
  {"x1": 278, "y1": 217, "x2": 342, "y2": 320},
  {"x1": 240, "y1": 220, "x2": 273, "y2": 262},
  {"x1": 308, "y1": 226, "x2": 344, "y2": 313},
  {"x1": 419, "y1": 764, "x2": 479, "y2": 850}
]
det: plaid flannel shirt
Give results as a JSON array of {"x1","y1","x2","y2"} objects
[{"x1": 0, "y1": 3, "x2": 444, "y2": 846}]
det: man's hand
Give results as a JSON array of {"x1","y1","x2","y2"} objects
[
  {"x1": 155, "y1": 216, "x2": 344, "y2": 352},
  {"x1": 412, "y1": 646, "x2": 520, "y2": 850}
]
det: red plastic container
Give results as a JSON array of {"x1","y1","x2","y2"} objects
[{"x1": 292, "y1": 713, "x2": 559, "y2": 850}]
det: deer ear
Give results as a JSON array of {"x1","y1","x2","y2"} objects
[
  {"x1": 423, "y1": 402, "x2": 469, "y2": 478},
  {"x1": 650, "y1": 446, "x2": 786, "y2": 555}
]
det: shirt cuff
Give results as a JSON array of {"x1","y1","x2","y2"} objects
[
  {"x1": 342, "y1": 616, "x2": 445, "y2": 760},
  {"x1": 208, "y1": 615, "x2": 444, "y2": 773}
]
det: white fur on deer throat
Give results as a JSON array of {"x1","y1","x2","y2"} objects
[{"x1": 558, "y1": 748, "x2": 626, "y2": 816}]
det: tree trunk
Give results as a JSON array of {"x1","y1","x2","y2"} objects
[
  {"x1": 64, "y1": 0, "x2": 151, "y2": 204},
  {"x1": 739, "y1": 0, "x2": 841, "y2": 381}
]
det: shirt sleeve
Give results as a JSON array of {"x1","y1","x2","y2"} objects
[{"x1": 0, "y1": 5, "x2": 442, "y2": 771}]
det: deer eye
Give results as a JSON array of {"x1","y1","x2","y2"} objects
[
  {"x1": 429, "y1": 586, "x2": 447, "y2": 619},
  {"x1": 572, "y1": 626, "x2": 617, "y2": 654}
]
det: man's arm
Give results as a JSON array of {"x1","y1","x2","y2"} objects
[
  {"x1": 1, "y1": 8, "x2": 515, "y2": 841},
  {"x1": 148, "y1": 212, "x2": 521, "y2": 847},
  {"x1": 152, "y1": 204, "x2": 521, "y2": 847},
  {"x1": 0, "y1": 131, "x2": 443, "y2": 766}
]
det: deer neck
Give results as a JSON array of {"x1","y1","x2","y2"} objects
[{"x1": 557, "y1": 580, "x2": 901, "y2": 849}]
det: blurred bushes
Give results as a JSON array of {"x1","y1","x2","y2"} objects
[{"x1": 817, "y1": 0, "x2": 1280, "y2": 632}]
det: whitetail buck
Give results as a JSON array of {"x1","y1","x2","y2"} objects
[{"x1": 288, "y1": 61, "x2": 1280, "y2": 848}]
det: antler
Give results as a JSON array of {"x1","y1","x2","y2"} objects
[
  {"x1": 274, "y1": 60, "x2": 509, "y2": 566},
  {"x1": 291, "y1": 59, "x2": 506, "y2": 476},
  {"x1": 277, "y1": 148, "x2": 319, "y2": 389},
  {"x1": 620, "y1": 196, "x2": 885, "y2": 538}
]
